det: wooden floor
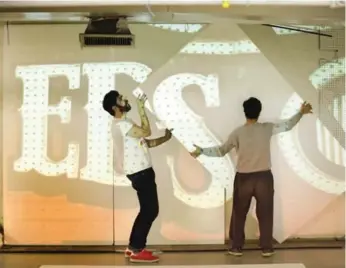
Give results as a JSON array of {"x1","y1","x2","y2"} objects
[{"x1": 0, "y1": 249, "x2": 344, "y2": 268}]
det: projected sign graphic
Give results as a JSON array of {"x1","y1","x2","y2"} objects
[{"x1": 14, "y1": 60, "x2": 345, "y2": 212}]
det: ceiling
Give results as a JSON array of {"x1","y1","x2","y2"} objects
[{"x1": 0, "y1": 1, "x2": 344, "y2": 26}]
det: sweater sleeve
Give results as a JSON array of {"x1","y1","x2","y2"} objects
[
  {"x1": 267, "y1": 111, "x2": 303, "y2": 135},
  {"x1": 202, "y1": 131, "x2": 237, "y2": 157}
]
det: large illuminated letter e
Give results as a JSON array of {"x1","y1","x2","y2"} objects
[{"x1": 14, "y1": 65, "x2": 80, "y2": 177}]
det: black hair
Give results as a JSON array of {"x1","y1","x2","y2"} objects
[
  {"x1": 243, "y1": 97, "x2": 262, "y2": 120},
  {"x1": 102, "y1": 90, "x2": 119, "y2": 116}
]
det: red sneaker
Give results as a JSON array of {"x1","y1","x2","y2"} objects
[{"x1": 130, "y1": 249, "x2": 160, "y2": 263}]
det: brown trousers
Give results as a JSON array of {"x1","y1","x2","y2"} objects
[{"x1": 229, "y1": 170, "x2": 274, "y2": 250}]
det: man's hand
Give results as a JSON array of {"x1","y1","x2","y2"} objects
[
  {"x1": 190, "y1": 144, "x2": 202, "y2": 158},
  {"x1": 136, "y1": 93, "x2": 147, "y2": 109},
  {"x1": 300, "y1": 101, "x2": 313, "y2": 115},
  {"x1": 164, "y1": 128, "x2": 173, "y2": 140}
]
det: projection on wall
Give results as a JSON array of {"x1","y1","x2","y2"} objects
[{"x1": 2, "y1": 23, "x2": 345, "y2": 245}]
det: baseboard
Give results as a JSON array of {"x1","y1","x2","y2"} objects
[{"x1": 0, "y1": 238, "x2": 344, "y2": 253}]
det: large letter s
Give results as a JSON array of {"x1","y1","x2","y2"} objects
[{"x1": 153, "y1": 73, "x2": 235, "y2": 209}]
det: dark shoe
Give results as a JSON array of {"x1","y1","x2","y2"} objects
[
  {"x1": 262, "y1": 249, "x2": 275, "y2": 257},
  {"x1": 228, "y1": 248, "x2": 243, "y2": 256}
]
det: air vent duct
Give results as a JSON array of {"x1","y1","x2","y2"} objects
[{"x1": 79, "y1": 17, "x2": 135, "y2": 47}]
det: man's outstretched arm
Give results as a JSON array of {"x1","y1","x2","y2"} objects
[
  {"x1": 137, "y1": 93, "x2": 151, "y2": 134},
  {"x1": 271, "y1": 101, "x2": 312, "y2": 135},
  {"x1": 271, "y1": 111, "x2": 303, "y2": 135},
  {"x1": 201, "y1": 140, "x2": 234, "y2": 157},
  {"x1": 191, "y1": 132, "x2": 237, "y2": 158},
  {"x1": 145, "y1": 129, "x2": 173, "y2": 148}
]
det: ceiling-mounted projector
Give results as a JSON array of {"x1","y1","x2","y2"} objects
[{"x1": 79, "y1": 17, "x2": 135, "y2": 47}]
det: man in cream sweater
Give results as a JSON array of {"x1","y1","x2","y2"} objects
[{"x1": 190, "y1": 97, "x2": 312, "y2": 257}]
